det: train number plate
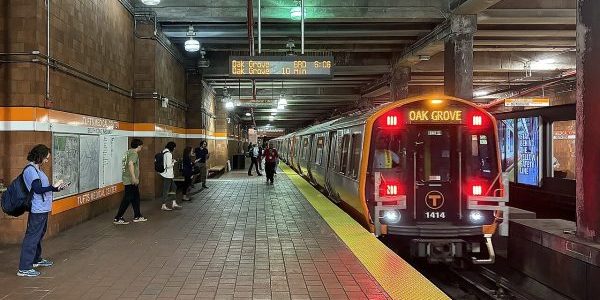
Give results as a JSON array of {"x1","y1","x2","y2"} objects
[{"x1": 425, "y1": 211, "x2": 446, "y2": 219}]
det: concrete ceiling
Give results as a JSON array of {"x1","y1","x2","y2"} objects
[{"x1": 133, "y1": 0, "x2": 577, "y2": 130}]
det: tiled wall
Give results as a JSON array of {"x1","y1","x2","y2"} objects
[{"x1": 0, "y1": 1, "x2": 241, "y2": 244}]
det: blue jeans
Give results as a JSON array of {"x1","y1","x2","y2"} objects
[{"x1": 19, "y1": 212, "x2": 49, "y2": 270}]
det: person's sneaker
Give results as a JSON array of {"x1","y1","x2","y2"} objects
[
  {"x1": 182, "y1": 195, "x2": 190, "y2": 201},
  {"x1": 161, "y1": 204, "x2": 172, "y2": 211},
  {"x1": 248, "y1": 174, "x2": 253, "y2": 176},
  {"x1": 133, "y1": 217, "x2": 147, "y2": 223},
  {"x1": 17, "y1": 269, "x2": 40, "y2": 277},
  {"x1": 172, "y1": 201, "x2": 182, "y2": 209},
  {"x1": 33, "y1": 259, "x2": 53, "y2": 268},
  {"x1": 113, "y1": 218, "x2": 130, "y2": 225},
  {"x1": 202, "y1": 185, "x2": 208, "y2": 189},
  {"x1": 258, "y1": 173, "x2": 263, "y2": 176}
]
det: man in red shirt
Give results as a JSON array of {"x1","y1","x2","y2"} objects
[{"x1": 263, "y1": 143, "x2": 279, "y2": 185}]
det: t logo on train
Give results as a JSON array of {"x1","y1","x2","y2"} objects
[{"x1": 272, "y1": 96, "x2": 508, "y2": 264}]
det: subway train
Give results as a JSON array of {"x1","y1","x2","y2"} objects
[{"x1": 272, "y1": 95, "x2": 509, "y2": 264}]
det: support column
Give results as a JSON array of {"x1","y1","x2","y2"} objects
[
  {"x1": 444, "y1": 15, "x2": 476, "y2": 100},
  {"x1": 576, "y1": 0, "x2": 600, "y2": 242},
  {"x1": 389, "y1": 66, "x2": 410, "y2": 101}
]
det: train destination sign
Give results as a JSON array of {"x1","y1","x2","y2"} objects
[
  {"x1": 408, "y1": 110, "x2": 463, "y2": 123},
  {"x1": 229, "y1": 56, "x2": 334, "y2": 79}
]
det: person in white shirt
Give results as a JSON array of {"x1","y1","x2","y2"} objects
[
  {"x1": 247, "y1": 143, "x2": 262, "y2": 176},
  {"x1": 373, "y1": 136, "x2": 400, "y2": 169},
  {"x1": 160, "y1": 141, "x2": 182, "y2": 211}
]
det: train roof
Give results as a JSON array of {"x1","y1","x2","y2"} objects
[{"x1": 272, "y1": 96, "x2": 491, "y2": 138}]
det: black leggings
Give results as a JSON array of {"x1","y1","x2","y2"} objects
[
  {"x1": 115, "y1": 184, "x2": 141, "y2": 219},
  {"x1": 182, "y1": 176, "x2": 192, "y2": 195}
]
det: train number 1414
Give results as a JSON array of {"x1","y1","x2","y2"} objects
[{"x1": 425, "y1": 211, "x2": 446, "y2": 219}]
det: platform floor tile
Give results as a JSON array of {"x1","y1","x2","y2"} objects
[{"x1": 0, "y1": 170, "x2": 389, "y2": 299}]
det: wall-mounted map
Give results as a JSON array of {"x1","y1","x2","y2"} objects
[
  {"x1": 79, "y1": 135, "x2": 100, "y2": 192},
  {"x1": 100, "y1": 135, "x2": 128, "y2": 186},
  {"x1": 53, "y1": 134, "x2": 80, "y2": 198}
]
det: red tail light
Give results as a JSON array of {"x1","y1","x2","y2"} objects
[
  {"x1": 386, "y1": 184, "x2": 398, "y2": 196},
  {"x1": 386, "y1": 115, "x2": 398, "y2": 126},
  {"x1": 472, "y1": 115, "x2": 482, "y2": 126},
  {"x1": 472, "y1": 185, "x2": 482, "y2": 196}
]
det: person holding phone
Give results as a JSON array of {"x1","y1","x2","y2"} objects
[
  {"x1": 160, "y1": 141, "x2": 181, "y2": 211},
  {"x1": 17, "y1": 144, "x2": 67, "y2": 277}
]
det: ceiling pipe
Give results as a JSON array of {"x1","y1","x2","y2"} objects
[
  {"x1": 45, "y1": 0, "x2": 51, "y2": 106},
  {"x1": 301, "y1": 0, "x2": 305, "y2": 54},
  {"x1": 480, "y1": 70, "x2": 576, "y2": 108},
  {"x1": 258, "y1": 0, "x2": 261, "y2": 54},
  {"x1": 247, "y1": 0, "x2": 257, "y2": 101}
]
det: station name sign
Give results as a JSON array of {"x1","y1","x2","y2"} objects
[
  {"x1": 505, "y1": 98, "x2": 550, "y2": 107},
  {"x1": 229, "y1": 56, "x2": 333, "y2": 79}
]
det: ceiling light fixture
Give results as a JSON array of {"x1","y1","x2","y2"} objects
[
  {"x1": 245, "y1": 112, "x2": 251, "y2": 117},
  {"x1": 278, "y1": 94, "x2": 287, "y2": 106},
  {"x1": 290, "y1": 0, "x2": 303, "y2": 20},
  {"x1": 277, "y1": 104, "x2": 285, "y2": 110},
  {"x1": 141, "y1": 0, "x2": 160, "y2": 5},
  {"x1": 473, "y1": 90, "x2": 489, "y2": 97},
  {"x1": 225, "y1": 100, "x2": 234, "y2": 110},
  {"x1": 185, "y1": 38, "x2": 200, "y2": 52},
  {"x1": 270, "y1": 112, "x2": 276, "y2": 116},
  {"x1": 269, "y1": 116, "x2": 275, "y2": 121}
]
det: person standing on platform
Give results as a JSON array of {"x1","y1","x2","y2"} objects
[
  {"x1": 248, "y1": 143, "x2": 262, "y2": 176},
  {"x1": 17, "y1": 144, "x2": 68, "y2": 277},
  {"x1": 258, "y1": 144, "x2": 264, "y2": 172},
  {"x1": 194, "y1": 140, "x2": 209, "y2": 189},
  {"x1": 263, "y1": 143, "x2": 279, "y2": 185},
  {"x1": 160, "y1": 141, "x2": 181, "y2": 211},
  {"x1": 113, "y1": 138, "x2": 146, "y2": 225},
  {"x1": 181, "y1": 146, "x2": 194, "y2": 201}
]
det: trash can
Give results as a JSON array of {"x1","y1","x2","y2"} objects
[{"x1": 232, "y1": 154, "x2": 246, "y2": 169}]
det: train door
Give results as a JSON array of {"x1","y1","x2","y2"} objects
[
  {"x1": 411, "y1": 126, "x2": 461, "y2": 222},
  {"x1": 325, "y1": 131, "x2": 338, "y2": 196}
]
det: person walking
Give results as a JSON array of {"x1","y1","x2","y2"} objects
[
  {"x1": 160, "y1": 141, "x2": 181, "y2": 211},
  {"x1": 248, "y1": 143, "x2": 262, "y2": 176},
  {"x1": 17, "y1": 144, "x2": 68, "y2": 277},
  {"x1": 194, "y1": 140, "x2": 209, "y2": 189},
  {"x1": 263, "y1": 143, "x2": 279, "y2": 185},
  {"x1": 182, "y1": 146, "x2": 194, "y2": 201},
  {"x1": 258, "y1": 144, "x2": 264, "y2": 172},
  {"x1": 113, "y1": 139, "x2": 146, "y2": 224}
]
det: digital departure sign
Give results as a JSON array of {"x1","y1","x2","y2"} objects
[{"x1": 229, "y1": 56, "x2": 334, "y2": 79}]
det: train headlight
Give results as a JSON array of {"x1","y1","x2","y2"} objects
[
  {"x1": 383, "y1": 210, "x2": 401, "y2": 223},
  {"x1": 469, "y1": 210, "x2": 483, "y2": 223}
]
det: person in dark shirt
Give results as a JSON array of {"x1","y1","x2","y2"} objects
[
  {"x1": 263, "y1": 143, "x2": 278, "y2": 185},
  {"x1": 182, "y1": 146, "x2": 194, "y2": 200},
  {"x1": 194, "y1": 140, "x2": 209, "y2": 189}
]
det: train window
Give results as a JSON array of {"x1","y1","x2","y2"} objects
[
  {"x1": 340, "y1": 134, "x2": 351, "y2": 173},
  {"x1": 349, "y1": 133, "x2": 362, "y2": 178},
  {"x1": 468, "y1": 134, "x2": 495, "y2": 179},
  {"x1": 416, "y1": 129, "x2": 451, "y2": 182},
  {"x1": 315, "y1": 137, "x2": 325, "y2": 165},
  {"x1": 551, "y1": 120, "x2": 575, "y2": 180}
]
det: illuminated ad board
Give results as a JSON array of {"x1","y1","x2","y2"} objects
[{"x1": 229, "y1": 56, "x2": 334, "y2": 79}]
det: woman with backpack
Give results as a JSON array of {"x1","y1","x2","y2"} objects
[
  {"x1": 18, "y1": 144, "x2": 67, "y2": 277},
  {"x1": 181, "y1": 146, "x2": 194, "y2": 201},
  {"x1": 159, "y1": 141, "x2": 181, "y2": 211}
]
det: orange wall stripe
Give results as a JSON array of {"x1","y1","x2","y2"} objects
[
  {"x1": 0, "y1": 107, "x2": 38, "y2": 121},
  {"x1": 51, "y1": 183, "x2": 124, "y2": 215}
]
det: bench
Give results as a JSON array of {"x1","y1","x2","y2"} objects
[{"x1": 208, "y1": 165, "x2": 226, "y2": 178}]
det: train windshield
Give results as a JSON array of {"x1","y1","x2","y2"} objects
[
  {"x1": 415, "y1": 129, "x2": 451, "y2": 182},
  {"x1": 468, "y1": 134, "x2": 496, "y2": 179},
  {"x1": 372, "y1": 131, "x2": 407, "y2": 174}
]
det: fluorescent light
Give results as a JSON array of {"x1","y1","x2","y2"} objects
[
  {"x1": 278, "y1": 96, "x2": 287, "y2": 106},
  {"x1": 474, "y1": 90, "x2": 489, "y2": 97},
  {"x1": 531, "y1": 58, "x2": 557, "y2": 70},
  {"x1": 290, "y1": 6, "x2": 302, "y2": 20},
  {"x1": 141, "y1": 0, "x2": 160, "y2": 5},
  {"x1": 245, "y1": 112, "x2": 251, "y2": 117},
  {"x1": 269, "y1": 116, "x2": 275, "y2": 121},
  {"x1": 277, "y1": 104, "x2": 285, "y2": 110},
  {"x1": 185, "y1": 38, "x2": 200, "y2": 52},
  {"x1": 270, "y1": 112, "x2": 276, "y2": 116},
  {"x1": 225, "y1": 101, "x2": 234, "y2": 110}
]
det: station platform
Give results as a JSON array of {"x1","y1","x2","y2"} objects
[{"x1": 0, "y1": 166, "x2": 446, "y2": 300}]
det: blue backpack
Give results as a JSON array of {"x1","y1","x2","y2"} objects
[{"x1": 1, "y1": 165, "x2": 36, "y2": 217}]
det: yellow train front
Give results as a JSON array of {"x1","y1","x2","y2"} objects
[{"x1": 272, "y1": 96, "x2": 508, "y2": 264}]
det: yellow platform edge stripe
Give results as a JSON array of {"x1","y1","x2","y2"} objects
[{"x1": 280, "y1": 163, "x2": 449, "y2": 300}]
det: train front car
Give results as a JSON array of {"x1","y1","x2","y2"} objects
[{"x1": 363, "y1": 97, "x2": 508, "y2": 264}]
